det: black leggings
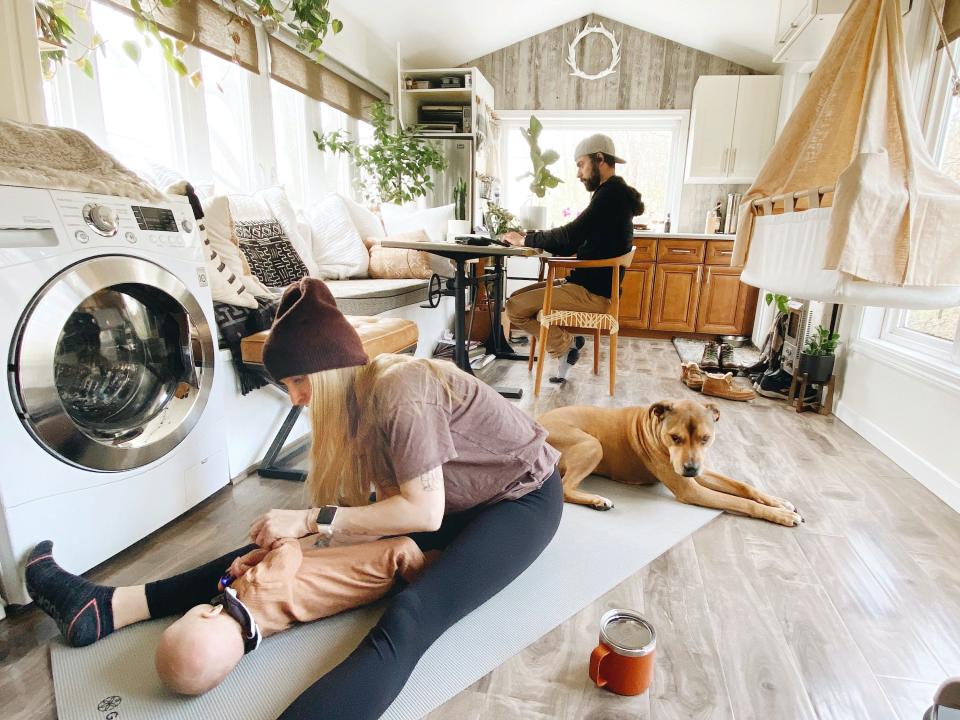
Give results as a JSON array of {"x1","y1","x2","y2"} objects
[{"x1": 144, "y1": 469, "x2": 563, "y2": 719}]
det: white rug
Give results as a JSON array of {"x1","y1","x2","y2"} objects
[{"x1": 51, "y1": 478, "x2": 718, "y2": 720}]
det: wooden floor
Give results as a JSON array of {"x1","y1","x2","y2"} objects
[{"x1": 2, "y1": 337, "x2": 958, "y2": 720}]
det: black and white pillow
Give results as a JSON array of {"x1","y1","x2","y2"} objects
[{"x1": 235, "y1": 219, "x2": 309, "y2": 289}]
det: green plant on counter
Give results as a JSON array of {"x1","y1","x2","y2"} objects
[
  {"x1": 518, "y1": 115, "x2": 562, "y2": 199},
  {"x1": 764, "y1": 292, "x2": 790, "y2": 314},
  {"x1": 485, "y1": 203, "x2": 522, "y2": 237},
  {"x1": 315, "y1": 100, "x2": 447, "y2": 205},
  {"x1": 34, "y1": 0, "x2": 342, "y2": 83},
  {"x1": 803, "y1": 325, "x2": 840, "y2": 356},
  {"x1": 453, "y1": 177, "x2": 468, "y2": 221}
]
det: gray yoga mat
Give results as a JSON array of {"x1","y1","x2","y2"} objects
[{"x1": 51, "y1": 478, "x2": 718, "y2": 720}]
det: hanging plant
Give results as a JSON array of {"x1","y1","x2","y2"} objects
[
  {"x1": 34, "y1": 0, "x2": 343, "y2": 84},
  {"x1": 314, "y1": 100, "x2": 447, "y2": 206}
]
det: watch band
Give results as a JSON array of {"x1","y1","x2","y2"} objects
[{"x1": 316, "y1": 505, "x2": 338, "y2": 528}]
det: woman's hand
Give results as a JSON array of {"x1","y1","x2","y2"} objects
[
  {"x1": 501, "y1": 231, "x2": 526, "y2": 247},
  {"x1": 249, "y1": 508, "x2": 314, "y2": 547}
]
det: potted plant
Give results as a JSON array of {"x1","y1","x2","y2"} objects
[
  {"x1": 485, "y1": 202, "x2": 522, "y2": 239},
  {"x1": 798, "y1": 325, "x2": 840, "y2": 383},
  {"x1": 447, "y1": 177, "x2": 471, "y2": 240},
  {"x1": 517, "y1": 115, "x2": 562, "y2": 230},
  {"x1": 315, "y1": 101, "x2": 447, "y2": 206}
]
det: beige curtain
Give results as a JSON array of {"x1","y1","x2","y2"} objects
[
  {"x1": 268, "y1": 37, "x2": 379, "y2": 122},
  {"x1": 734, "y1": 0, "x2": 960, "y2": 287},
  {"x1": 103, "y1": 0, "x2": 258, "y2": 74}
]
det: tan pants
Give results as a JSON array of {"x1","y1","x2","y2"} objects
[{"x1": 505, "y1": 281, "x2": 611, "y2": 357}]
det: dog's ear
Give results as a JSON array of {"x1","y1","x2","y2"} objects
[
  {"x1": 649, "y1": 401, "x2": 672, "y2": 420},
  {"x1": 704, "y1": 402, "x2": 720, "y2": 422}
]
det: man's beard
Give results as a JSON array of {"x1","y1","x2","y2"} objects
[{"x1": 580, "y1": 160, "x2": 602, "y2": 192}]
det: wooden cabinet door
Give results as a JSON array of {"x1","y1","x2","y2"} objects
[
  {"x1": 728, "y1": 75, "x2": 781, "y2": 183},
  {"x1": 696, "y1": 266, "x2": 757, "y2": 334},
  {"x1": 651, "y1": 264, "x2": 702, "y2": 332},
  {"x1": 685, "y1": 76, "x2": 738, "y2": 182},
  {"x1": 619, "y1": 263, "x2": 655, "y2": 330}
]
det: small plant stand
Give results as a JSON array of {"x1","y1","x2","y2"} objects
[{"x1": 788, "y1": 372, "x2": 836, "y2": 415}]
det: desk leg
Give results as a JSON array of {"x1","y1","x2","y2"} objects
[
  {"x1": 453, "y1": 258, "x2": 474, "y2": 375},
  {"x1": 490, "y1": 255, "x2": 529, "y2": 364}
]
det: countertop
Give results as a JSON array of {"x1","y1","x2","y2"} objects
[{"x1": 633, "y1": 231, "x2": 736, "y2": 240}]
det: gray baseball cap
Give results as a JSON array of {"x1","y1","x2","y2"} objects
[{"x1": 574, "y1": 133, "x2": 626, "y2": 164}]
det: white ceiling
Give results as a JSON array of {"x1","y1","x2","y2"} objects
[{"x1": 341, "y1": 1, "x2": 782, "y2": 73}]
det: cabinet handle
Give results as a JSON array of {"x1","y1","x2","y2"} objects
[
  {"x1": 670, "y1": 248, "x2": 695, "y2": 254},
  {"x1": 721, "y1": 147, "x2": 729, "y2": 175},
  {"x1": 718, "y1": 250, "x2": 733, "y2": 256}
]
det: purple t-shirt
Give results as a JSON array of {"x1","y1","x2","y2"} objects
[{"x1": 372, "y1": 361, "x2": 559, "y2": 513}]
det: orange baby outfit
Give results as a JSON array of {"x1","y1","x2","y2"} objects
[{"x1": 226, "y1": 536, "x2": 425, "y2": 637}]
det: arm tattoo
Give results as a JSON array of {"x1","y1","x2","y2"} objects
[{"x1": 418, "y1": 468, "x2": 443, "y2": 491}]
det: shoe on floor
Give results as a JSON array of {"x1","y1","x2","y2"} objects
[
  {"x1": 702, "y1": 372, "x2": 756, "y2": 401},
  {"x1": 550, "y1": 336, "x2": 586, "y2": 384},
  {"x1": 680, "y1": 362, "x2": 705, "y2": 390},
  {"x1": 754, "y1": 369, "x2": 818, "y2": 403},
  {"x1": 699, "y1": 341, "x2": 720, "y2": 370},
  {"x1": 718, "y1": 343, "x2": 738, "y2": 370}
]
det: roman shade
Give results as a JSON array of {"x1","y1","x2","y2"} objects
[
  {"x1": 102, "y1": 0, "x2": 258, "y2": 74},
  {"x1": 268, "y1": 36, "x2": 380, "y2": 121},
  {"x1": 938, "y1": 0, "x2": 960, "y2": 48}
]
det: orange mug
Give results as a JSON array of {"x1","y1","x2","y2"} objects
[{"x1": 589, "y1": 609, "x2": 656, "y2": 696}]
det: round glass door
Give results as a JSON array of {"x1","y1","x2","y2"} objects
[{"x1": 11, "y1": 256, "x2": 214, "y2": 471}]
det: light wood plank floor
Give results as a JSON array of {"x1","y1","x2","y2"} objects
[{"x1": 2, "y1": 337, "x2": 957, "y2": 720}]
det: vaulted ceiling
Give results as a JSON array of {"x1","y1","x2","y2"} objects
[{"x1": 341, "y1": 0, "x2": 781, "y2": 72}]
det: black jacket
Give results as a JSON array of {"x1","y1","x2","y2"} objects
[{"x1": 523, "y1": 176, "x2": 644, "y2": 298}]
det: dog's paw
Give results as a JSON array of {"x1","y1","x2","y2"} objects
[
  {"x1": 769, "y1": 508, "x2": 804, "y2": 527},
  {"x1": 590, "y1": 497, "x2": 615, "y2": 511},
  {"x1": 766, "y1": 495, "x2": 796, "y2": 513}
]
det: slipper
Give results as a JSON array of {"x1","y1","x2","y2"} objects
[
  {"x1": 680, "y1": 362, "x2": 705, "y2": 390},
  {"x1": 701, "y1": 372, "x2": 756, "y2": 401}
]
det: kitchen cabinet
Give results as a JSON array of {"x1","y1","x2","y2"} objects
[
  {"x1": 773, "y1": 0, "x2": 849, "y2": 64},
  {"x1": 620, "y1": 263, "x2": 655, "y2": 329},
  {"x1": 651, "y1": 263, "x2": 702, "y2": 333},
  {"x1": 685, "y1": 75, "x2": 782, "y2": 184},
  {"x1": 696, "y1": 265, "x2": 757, "y2": 335}
]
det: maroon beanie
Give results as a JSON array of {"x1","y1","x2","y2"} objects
[{"x1": 262, "y1": 278, "x2": 369, "y2": 382}]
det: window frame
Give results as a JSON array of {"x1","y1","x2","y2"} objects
[{"x1": 495, "y1": 109, "x2": 689, "y2": 227}]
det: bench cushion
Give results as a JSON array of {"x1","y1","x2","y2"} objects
[
  {"x1": 325, "y1": 278, "x2": 428, "y2": 315},
  {"x1": 241, "y1": 316, "x2": 419, "y2": 366}
]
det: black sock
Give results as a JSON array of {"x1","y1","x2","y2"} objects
[{"x1": 25, "y1": 541, "x2": 115, "y2": 647}]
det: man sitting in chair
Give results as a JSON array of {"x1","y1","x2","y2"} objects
[{"x1": 503, "y1": 134, "x2": 644, "y2": 383}]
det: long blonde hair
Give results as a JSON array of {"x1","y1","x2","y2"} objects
[{"x1": 305, "y1": 354, "x2": 457, "y2": 507}]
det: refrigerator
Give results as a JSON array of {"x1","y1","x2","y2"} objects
[{"x1": 421, "y1": 137, "x2": 474, "y2": 225}]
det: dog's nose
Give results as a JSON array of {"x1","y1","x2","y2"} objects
[{"x1": 682, "y1": 463, "x2": 700, "y2": 477}]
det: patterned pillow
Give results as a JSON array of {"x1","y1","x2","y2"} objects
[{"x1": 235, "y1": 219, "x2": 309, "y2": 289}]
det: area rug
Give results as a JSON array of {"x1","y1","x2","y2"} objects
[
  {"x1": 51, "y1": 478, "x2": 718, "y2": 720},
  {"x1": 672, "y1": 337, "x2": 760, "y2": 369}
]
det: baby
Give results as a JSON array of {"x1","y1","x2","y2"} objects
[{"x1": 154, "y1": 535, "x2": 425, "y2": 695}]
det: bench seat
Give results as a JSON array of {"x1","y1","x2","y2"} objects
[{"x1": 325, "y1": 278, "x2": 429, "y2": 315}]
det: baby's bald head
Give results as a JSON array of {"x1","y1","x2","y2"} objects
[{"x1": 155, "y1": 603, "x2": 245, "y2": 696}]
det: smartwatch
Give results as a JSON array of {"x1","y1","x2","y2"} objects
[{"x1": 315, "y1": 505, "x2": 338, "y2": 529}]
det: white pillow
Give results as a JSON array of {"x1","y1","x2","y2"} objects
[
  {"x1": 306, "y1": 195, "x2": 370, "y2": 279},
  {"x1": 201, "y1": 195, "x2": 272, "y2": 297},
  {"x1": 199, "y1": 222, "x2": 259, "y2": 309},
  {"x1": 382, "y1": 203, "x2": 455, "y2": 243},
  {"x1": 340, "y1": 194, "x2": 385, "y2": 240}
]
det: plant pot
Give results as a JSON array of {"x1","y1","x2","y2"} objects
[
  {"x1": 447, "y1": 219, "x2": 471, "y2": 242},
  {"x1": 520, "y1": 205, "x2": 547, "y2": 231},
  {"x1": 797, "y1": 353, "x2": 835, "y2": 384}
]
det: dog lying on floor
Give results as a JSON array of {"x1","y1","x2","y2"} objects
[{"x1": 538, "y1": 399, "x2": 803, "y2": 527}]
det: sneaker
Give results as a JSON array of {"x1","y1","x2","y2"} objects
[
  {"x1": 699, "y1": 341, "x2": 720, "y2": 371},
  {"x1": 754, "y1": 370, "x2": 818, "y2": 403},
  {"x1": 718, "y1": 343, "x2": 738, "y2": 370},
  {"x1": 680, "y1": 362, "x2": 705, "y2": 390},
  {"x1": 702, "y1": 372, "x2": 756, "y2": 401}
]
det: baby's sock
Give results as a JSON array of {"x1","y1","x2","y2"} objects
[
  {"x1": 550, "y1": 336, "x2": 585, "y2": 384},
  {"x1": 25, "y1": 541, "x2": 115, "y2": 647}
]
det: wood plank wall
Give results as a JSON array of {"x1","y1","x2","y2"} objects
[{"x1": 463, "y1": 14, "x2": 756, "y2": 232}]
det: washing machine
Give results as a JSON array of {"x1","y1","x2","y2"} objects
[{"x1": 0, "y1": 185, "x2": 229, "y2": 605}]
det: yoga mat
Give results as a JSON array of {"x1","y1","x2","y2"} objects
[{"x1": 51, "y1": 478, "x2": 718, "y2": 720}]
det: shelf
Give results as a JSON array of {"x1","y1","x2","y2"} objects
[{"x1": 416, "y1": 133, "x2": 475, "y2": 140}]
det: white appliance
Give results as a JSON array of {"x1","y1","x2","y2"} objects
[
  {"x1": 0, "y1": 185, "x2": 228, "y2": 605},
  {"x1": 781, "y1": 298, "x2": 832, "y2": 376}
]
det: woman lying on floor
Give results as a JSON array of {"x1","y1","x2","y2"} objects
[{"x1": 26, "y1": 277, "x2": 563, "y2": 720}]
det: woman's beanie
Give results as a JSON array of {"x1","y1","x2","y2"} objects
[{"x1": 262, "y1": 277, "x2": 369, "y2": 382}]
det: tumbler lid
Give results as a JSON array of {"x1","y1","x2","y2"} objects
[{"x1": 599, "y1": 609, "x2": 656, "y2": 657}]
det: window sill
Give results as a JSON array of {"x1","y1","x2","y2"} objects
[{"x1": 850, "y1": 336, "x2": 960, "y2": 395}]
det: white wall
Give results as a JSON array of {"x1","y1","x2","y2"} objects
[{"x1": 326, "y1": 1, "x2": 397, "y2": 97}]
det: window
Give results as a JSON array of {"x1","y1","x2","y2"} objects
[
  {"x1": 497, "y1": 111, "x2": 688, "y2": 229},
  {"x1": 202, "y1": 51, "x2": 257, "y2": 195}
]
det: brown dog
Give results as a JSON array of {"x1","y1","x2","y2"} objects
[{"x1": 538, "y1": 399, "x2": 803, "y2": 527}]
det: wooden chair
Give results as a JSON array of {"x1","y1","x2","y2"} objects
[{"x1": 527, "y1": 249, "x2": 635, "y2": 396}]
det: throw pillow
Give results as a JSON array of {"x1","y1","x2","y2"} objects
[
  {"x1": 235, "y1": 219, "x2": 310, "y2": 288},
  {"x1": 201, "y1": 195, "x2": 273, "y2": 297},
  {"x1": 255, "y1": 187, "x2": 319, "y2": 278},
  {"x1": 305, "y1": 194, "x2": 369, "y2": 279},
  {"x1": 381, "y1": 204, "x2": 456, "y2": 277},
  {"x1": 368, "y1": 230, "x2": 435, "y2": 280},
  {"x1": 199, "y1": 220, "x2": 259, "y2": 309},
  {"x1": 340, "y1": 194, "x2": 385, "y2": 240}
]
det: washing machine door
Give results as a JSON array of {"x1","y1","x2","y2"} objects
[{"x1": 9, "y1": 255, "x2": 215, "y2": 471}]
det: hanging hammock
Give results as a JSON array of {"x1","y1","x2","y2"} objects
[{"x1": 733, "y1": 0, "x2": 960, "y2": 309}]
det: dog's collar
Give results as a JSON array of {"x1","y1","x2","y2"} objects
[{"x1": 210, "y1": 587, "x2": 262, "y2": 654}]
